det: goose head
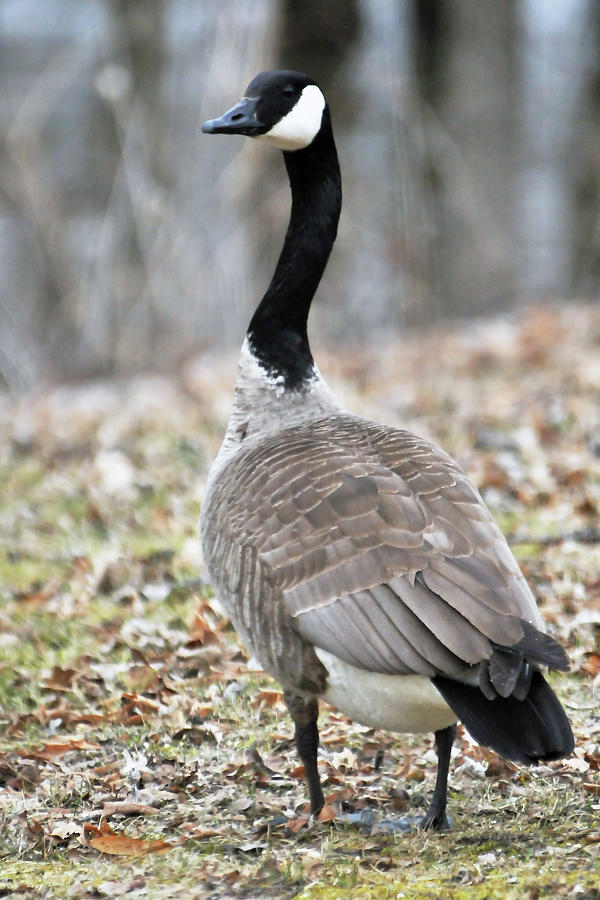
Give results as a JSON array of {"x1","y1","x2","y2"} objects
[{"x1": 202, "y1": 70, "x2": 327, "y2": 152}]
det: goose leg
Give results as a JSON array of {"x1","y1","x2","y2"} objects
[
  {"x1": 420, "y1": 723, "x2": 456, "y2": 831},
  {"x1": 284, "y1": 691, "x2": 324, "y2": 815},
  {"x1": 363, "y1": 723, "x2": 457, "y2": 835}
]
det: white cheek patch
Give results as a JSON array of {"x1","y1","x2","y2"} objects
[{"x1": 258, "y1": 84, "x2": 326, "y2": 151}]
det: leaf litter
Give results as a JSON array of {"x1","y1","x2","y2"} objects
[{"x1": 0, "y1": 304, "x2": 599, "y2": 898}]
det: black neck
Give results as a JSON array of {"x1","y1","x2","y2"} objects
[{"x1": 247, "y1": 109, "x2": 342, "y2": 389}]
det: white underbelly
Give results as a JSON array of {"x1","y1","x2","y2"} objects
[{"x1": 316, "y1": 649, "x2": 458, "y2": 734}]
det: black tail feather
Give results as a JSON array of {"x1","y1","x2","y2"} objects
[
  {"x1": 514, "y1": 620, "x2": 570, "y2": 671},
  {"x1": 432, "y1": 671, "x2": 574, "y2": 764}
]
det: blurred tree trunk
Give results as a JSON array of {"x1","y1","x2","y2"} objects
[
  {"x1": 278, "y1": 0, "x2": 361, "y2": 93},
  {"x1": 569, "y1": 3, "x2": 600, "y2": 293},
  {"x1": 110, "y1": 0, "x2": 169, "y2": 187},
  {"x1": 411, "y1": 0, "x2": 518, "y2": 318},
  {"x1": 89, "y1": 0, "x2": 168, "y2": 373}
]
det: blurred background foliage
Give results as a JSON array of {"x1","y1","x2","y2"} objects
[{"x1": 1, "y1": 0, "x2": 599, "y2": 389}]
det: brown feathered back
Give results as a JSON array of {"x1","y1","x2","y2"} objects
[{"x1": 202, "y1": 413, "x2": 561, "y2": 697}]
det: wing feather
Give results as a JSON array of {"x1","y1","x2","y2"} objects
[
  {"x1": 389, "y1": 575, "x2": 491, "y2": 663},
  {"x1": 203, "y1": 414, "x2": 563, "y2": 695}
]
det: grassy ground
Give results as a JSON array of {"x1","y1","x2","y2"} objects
[{"x1": 1, "y1": 304, "x2": 599, "y2": 899}]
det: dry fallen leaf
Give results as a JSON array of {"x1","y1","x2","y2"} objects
[
  {"x1": 188, "y1": 826, "x2": 224, "y2": 839},
  {"x1": 83, "y1": 820, "x2": 173, "y2": 856},
  {"x1": 93, "y1": 876, "x2": 147, "y2": 896},
  {"x1": 41, "y1": 665, "x2": 78, "y2": 691},
  {"x1": 582, "y1": 782, "x2": 600, "y2": 796},
  {"x1": 188, "y1": 603, "x2": 224, "y2": 644},
  {"x1": 235, "y1": 840, "x2": 266, "y2": 853},
  {"x1": 16, "y1": 737, "x2": 100, "y2": 761},
  {"x1": 17, "y1": 577, "x2": 62, "y2": 606},
  {"x1": 581, "y1": 653, "x2": 600, "y2": 677},
  {"x1": 316, "y1": 803, "x2": 337, "y2": 823},
  {"x1": 485, "y1": 755, "x2": 517, "y2": 779},
  {"x1": 286, "y1": 815, "x2": 310, "y2": 834},
  {"x1": 102, "y1": 801, "x2": 158, "y2": 817},
  {"x1": 253, "y1": 689, "x2": 284, "y2": 709},
  {"x1": 122, "y1": 664, "x2": 162, "y2": 693},
  {"x1": 40, "y1": 818, "x2": 82, "y2": 840}
]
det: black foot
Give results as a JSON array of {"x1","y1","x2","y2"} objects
[{"x1": 419, "y1": 809, "x2": 453, "y2": 832}]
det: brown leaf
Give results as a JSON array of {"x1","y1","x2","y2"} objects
[
  {"x1": 581, "y1": 653, "x2": 600, "y2": 677},
  {"x1": 42, "y1": 818, "x2": 82, "y2": 840},
  {"x1": 19, "y1": 737, "x2": 100, "y2": 761},
  {"x1": 286, "y1": 815, "x2": 310, "y2": 834},
  {"x1": 88, "y1": 760, "x2": 122, "y2": 776},
  {"x1": 17, "y1": 577, "x2": 62, "y2": 606},
  {"x1": 117, "y1": 693, "x2": 161, "y2": 724},
  {"x1": 316, "y1": 803, "x2": 337, "y2": 822},
  {"x1": 253, "y1": 689, "x2": 284, "y2": 708},
  {"x1": 172, "y1": 726, "x2": 217, "y2": 744},
  {"x1": 389, "y1": 787, "x2": 409, "y2": 812},
  {"x1": 84, "y1": 820, "x2": 173, "y2": 856},
  {"x1": 246, "y1": 743, "x2": 276, "y2": 775},
  {"x1": 122, "y1": 665, "x2": 162, "y2": 693},
  {"x1": 325, "y1": 787, "x2": 354, "y2": 806},
  {"x1": 189, "y1": 604, "x2": 223, "y2": 644},
  {"x1": 120, "y1": 692, "x2": 160, "y2": 712},
  {"x1": 189, "y1": 826, "x2": 224, "y2": 839},
  {"x1": 584, "y1": 748, "x2": 600, "y2": 771},
  {"x1": 485, "y1": 755, "x2": 517, "y2": 779},
  {"x1": 582, "y1": 782, "x2": 600, "y2": 796},
  {"x1": 102, "y1": 801, "x2": 158, "y2": 817},
  {"x1": 477, "y1": 458, "x2": 511, "y2": 491},
  {"x1": 41, "y1": 666, "x2": 78, "y2": 691}
]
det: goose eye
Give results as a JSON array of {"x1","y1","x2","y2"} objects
[{"x1": 282, "y1": 85, "x2": 295, "y2": 97}]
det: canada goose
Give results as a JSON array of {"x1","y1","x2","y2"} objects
[{"x1": 200, "y1": 70, "x2": 574, "y2": 831}]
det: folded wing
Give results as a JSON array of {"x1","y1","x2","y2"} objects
[{"x1": 204, "y1": 414, "x2": 568, "y2": 699}]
